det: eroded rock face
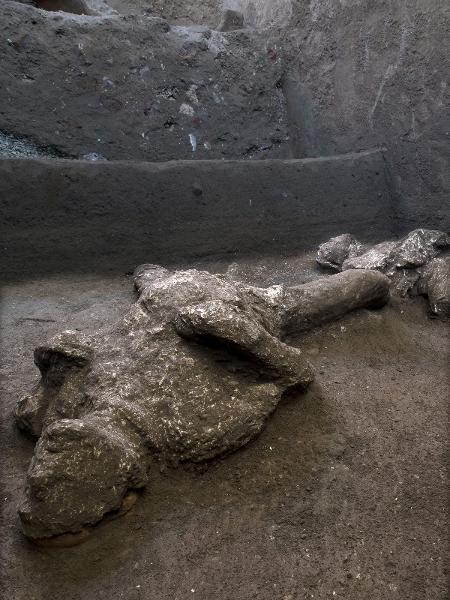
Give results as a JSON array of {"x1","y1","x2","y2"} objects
[{"x1": 16, "y1": 266, "x2": 390, "y2": 540}]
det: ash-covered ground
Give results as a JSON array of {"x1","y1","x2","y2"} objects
[{"x1": 1, "y1": 255, "x2": 447, "y2": 600}]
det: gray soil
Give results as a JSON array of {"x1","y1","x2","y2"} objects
[{"x1": 1, "y1": 254, "x2": 448, "y2": 599}]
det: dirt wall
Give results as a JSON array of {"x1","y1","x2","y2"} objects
[
  {"x1": 284, "y1": 0, "x2": 450, "y2": 232},
  {"x1": 1, "y1": 0, "x2": 448, "y2": 240},
  {"x1": 0, "y1": 150, "x2": 393, "y2": 280},
  {"x1": 0, "y1": 1, "x2": 290, "y2": 161}
]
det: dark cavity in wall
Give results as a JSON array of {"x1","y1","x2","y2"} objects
[{"x1": 33, "y1": 0, "x2": 91, "y2": 15}]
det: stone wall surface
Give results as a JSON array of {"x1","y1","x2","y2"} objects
[{"x1": 0, "y1": 150, "x2": 393, "y2": 280}]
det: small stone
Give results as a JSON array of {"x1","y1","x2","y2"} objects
[
  {"x1": 317, "y1": 234, "x2": 365, "y2": 271},
  {"x1": 417, "y1": 255, "x2": 450, "y2": 317},
  {"x1": 342, "y1": 241, "x2": 397, "y2": 272}
]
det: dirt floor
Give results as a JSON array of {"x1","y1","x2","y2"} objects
[{"x1": 0, "y1": 255, "x2": 448, "y2": 600}]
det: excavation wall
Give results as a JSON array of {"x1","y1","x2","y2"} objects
[
  {"x1": 285, "y1": 0, "x2": 450, "y2": 233},
  {"x1": 1, "y1": 0, "x2": 448, "y2": 276},
  {"x1": 0, "y1": 150, "x2": 393, "y2": 280},
  {"x1": 0, "y1": 2, "x2": 290, "y2": 162}
]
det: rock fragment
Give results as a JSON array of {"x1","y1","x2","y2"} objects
[
  {"x1": 417, "y1": 256, "x2": 450, "y2": 317},
  {"x1": 316, "y1": 233, "x2": 365, "y2": 271},
  {"x1": 389, "y1": 269, "x2": 421, "y2": 298},
  {"x1": 340, "y1": 229, "x2": 449, "y2": 273},
  {"x1": 318, "y1": 228, "x2": 450, "y2": 317},
  {"x1": 342, "y1": 241, "x2": 397, "y2": 272},
  {"x1": 390, "y1": 229, "x2": 449, "y2": 269}
]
